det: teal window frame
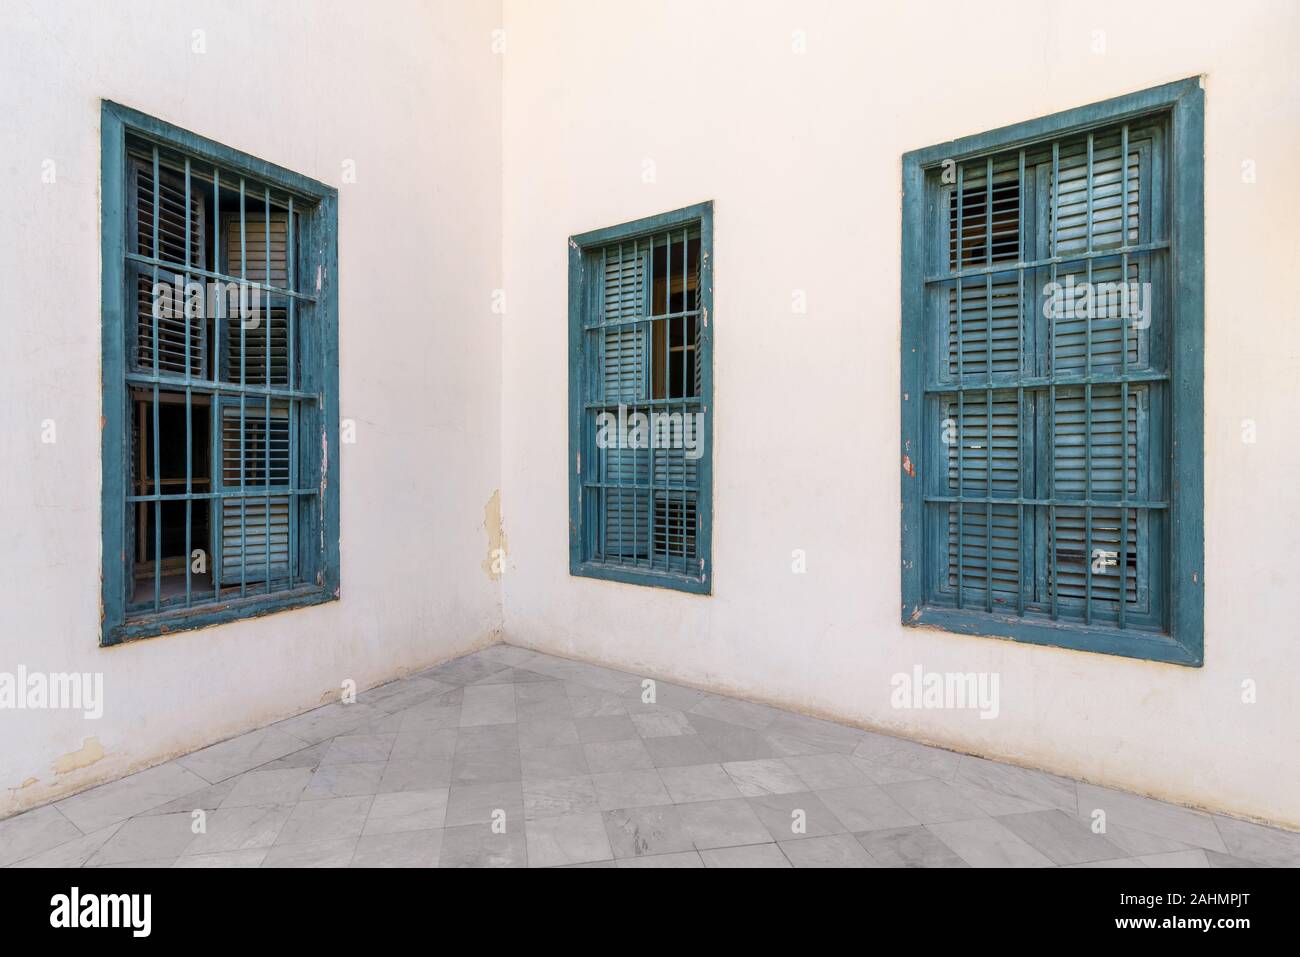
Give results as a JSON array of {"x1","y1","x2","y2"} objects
[
  {"x1": 568, "y1": 202, "x2": 714, "y2": 594},
  {"x1": 100, "y1": 101, "x2": 340, "y2": 645},
  {"x1": 900, "y1": 79, "x2": 1204, "y2": 666}
]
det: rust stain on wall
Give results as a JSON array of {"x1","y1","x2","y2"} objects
[
  {"x1": 481, "y1": 489, "x2": 508, "y2": 581},
  {"x1": 52, "y1": 737, "x2": 105, "y2": 775}
]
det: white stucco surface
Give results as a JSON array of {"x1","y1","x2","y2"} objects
[
  {"x1": 0, "y1": 0, "x2": 504, "y2": 817},
  {"x1": 2, "y1": 0, "x2": 1297, "y2": 831},
  {"x1": 498, "y1": 0, "x2": 1300, "y2": 828}
]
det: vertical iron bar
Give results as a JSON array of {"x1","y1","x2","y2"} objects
[
  {"x1": 1084, "y1": 133, "x2": 1094, "y2": 624},
  {"x1": 184, "y1": 157, "x2": 193, "y2": 607},
  {"x1": 212, "y1": 168, "x2": 222, "y2": 595},
  {"x1": 1119, "y1": 124, "x2": 1130, "y2": 629},
  {"x1": 264, "y1": 187, "x2": 272, "y2": 592},
  {"x1": 1017, "y1": 148, "x2": 1025, "y2": 615},
  {"x1": 287, "y1": 197, "x2": 297, "y2": 585},
  {"x1": 239, "y1": 178, "x2": 247, "y2": 597},
  {"x1": 151, "y1": 146, "x2": 161, "y2": 612},
  {"x1": 680, "y1": 226, "x2": 687, "y2": 575},
  {"x1": 1049, "y1": 141, "x2": 1059, "y2": 620},
  {"x1": 984, "y1": 157, "x2": 993, "y2": 612},
  {"x1": 955, "y1": 163, "x2": 965, "y2": 608}
]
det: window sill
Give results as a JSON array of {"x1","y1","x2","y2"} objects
[
  {"x1": 903, "y1": 605, "x2": 1201, "y2": 667},
  {"x1": 103, "y1": 585, "x2": 338, "y2": 646},
  {"x1": 571, "y1": 560, "x2": 711, "y2": 595}
]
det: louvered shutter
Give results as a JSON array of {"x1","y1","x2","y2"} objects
[
  {"x1": 222, "y1": 212, "x2": 290, "y2": 386},
  {"x1": 132, "y1": 158, "x2": 206, "y2": 377},
  {"x1": 1049, "y1": 385, "x2": 1144, "y2": 611},
  {"x1": 219, "y1": 403, "x2": 291, "y2": 583},
  {"x1": 598, "y1": 247, "x2": 650, "y2": 560},
  {"x1": 943, "y1": 390, "x2": 1022, "y2": 605},
  {"x1": 1045, "y1": 132, "x2": 1146, "y2": 373}
]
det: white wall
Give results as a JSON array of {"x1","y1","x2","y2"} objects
[
  {"x1": 500, "y1": 0, "x2": 1300, "y2": 827},
  {"x1": 0, "y1": 0, "x2": 504, "y2": 817}
]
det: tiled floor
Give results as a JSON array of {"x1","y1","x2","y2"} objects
[{"x1": 3, "y1": 645, "x2": 1298, "y2": 868}]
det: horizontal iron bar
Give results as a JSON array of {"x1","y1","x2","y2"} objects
[
  {"x1": 925, "y1": 240, "x2": 1169, "y2": 284},
  {"x1": 584, "y1": 397, "x2": 706, "y2": 410},
  {"x1": 925, "y1": 495, "x2": 1166, "y2": 509},
  {"x1": 127, "y1": 488, "x2": 317, "y2": 503},
  {"x1": 925, "y1": 370, "x2": 1168, "y2": 393},
  {"x1": 586, "y1": 308, "x2": 701, "y2": 332},
  {"x1": 583, "y1": 481, "x2": 699, "y2": 492},
  {"x1": 125, "y1": 252, "x2": 317, "y2": 303},
  {"x1": 126, "y1": 371, "x2": 318, "y2": 400}
]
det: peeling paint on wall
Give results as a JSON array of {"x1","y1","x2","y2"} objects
[
  {"x1": 52, "y1": 737, "x2": 105, "y2": 775},
  {"x1": 482, "y1": 489, "x2": 508, "y2": 580}
]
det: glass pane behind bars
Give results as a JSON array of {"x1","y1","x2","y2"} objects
[
  {"x1": 926, "y1": 118, "x2": 1167, "y2": 632},
  {"x1": 586, "y1": 228, "x2": 703, "y2": 576}
]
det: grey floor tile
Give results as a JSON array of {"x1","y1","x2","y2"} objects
[
  {"x1": 786, "y1": 753, "x2": 873, "y2": 790},
  {"x1": 262, "y1": 838, "x2": 358, "y2": 868},
  {"x1": 1205, "y1": 850, "x2": 1263, "y2": 868},
  {"x1": 1213, "y1": 814, "x2": 1300, "y2": 867},
  {"x1": 1077, "y1": 783, "x2": 1226, "y2": 852},
  {"x1": 389, "y1": 727, "x2": 458, "y2": 763},
  {"x1": 630, "y1": 709, "x2": 695, "y2": 738},
  {"x1": 616, "y1": 850, "x2": 704, "y2": 868},
  {"x1": 584, "y1": 739, "x2": 654, "y2": 773},
  {"x1": 520, "y1": 745, "x2": 589, "y2": 781},
  {"x1": 873, "y1": 739, "x2": 962, "y2": 779},
  {"x1": 363, "y1": 789, "x2": 449, "y2": 835},
  {"x1": 686, "y1": 715, "x2": 776, "y2": 762},
  {"x1": 643, "y1": 733, "x2": 719, "y2": 768},
  {"x1": 351, "y1": 829, "x2": 442, "y2": 867},
  {"x1": 147, "y1": 778, "x2": 239, "y2": 814},
  {"x1": 257, "y1": 742, "x2": 331, "y2": 773},
  {"x1": 592, "y1": 769, "x2": 672, "y2": 810},
  {"x1": 321, "y1": 733, "x2": 396, "y2": 766},
  {"x1": 438, "y1": 824, "x2": 527, "y2": 867},
  {"x1": 748, "y1": 791, "x2": 847, "y2": 842},
  {"x1": 997, "y1": 809, "x2": 1126, "y2": 865},
  {"x1": 182, "y1": 803, "x2": 292, "y2": 856},
  {"x1": 1066, "y1": 857, "x2": 1149, "y2": 868},
  {"x1": 451, "y1": 748, "x2": 521, "y2": 786},
  {"x1": 8, "y1": 822, "x2": 124, "y2": 868},
  {"x1": 817, "y1": 785, "x2": 919, "y2": 833},
  {"x1": 689, "y1": 694, "x2": 780, "y2": 731},
  {"x1": 564, "y1": 686, "x2": 628, "y2": 719},
  {"x1": 677, "y1": 798, "x2": 773, "y2": 849},
  {"x1": 700, "y1": 843, "x2": 792, "y2": 867},
  {"x1": 444, "y1": 782, "x2": 523, "y2": 827},
  {"x1": 722, "y1": 758, "x2": 807, "y2": 797},
  {"x1": 927, "y1": 818, "x2": 1055, "y2": 867},
  {"x1": 576, "y1": 714, "x2": 639, "y2": 743},
  {"x1": 274, "y1": 702, "x2": 383, "y2": 745},
  {"x1": 303, "y1": 762, "x2": 386, "y2": 799},
  {"x1": 763, "y1": 713, "x2": 864, "y2": 756},
  {"x1": 516, "y1": 717, "x2": 579, "y2": 749},
  {"x1": 847, "y1": 756, "x2": 931, "y2": 786},
  {"x1": 0, "y1": 805, "x2": 84, "y2": 867},
  {"x1": 174, "y1": 848, "x2": 268, "y2": 868},
  {"x1": 455, "y1": 723, "x2": 520, "y2": 753},
  {"x1": 86, "y1": 812, "x2": 196, "y2": 865},
  {"x1": 378, "y1": 758, "x2": 453, "y2": 793},
  {"x1": 1138, "y1": 849, "x2": 1211, "y2": 867},
  {"x1": 424, "y1": 656, "x2": 510, "y2": 687},
  {"x1": 954, "y1": 755, "x2": 1078, "y2": 813},
  {"x1": 524, "y1": 775, "x2": 601, "y2": 820},
  {"x1": 659, "y1": 763, "x2": 743, "y2": 804},
  {"x1": 220, "y1": 767, "x2": 313, "y2": 808},
  {"x1": 275, "y1": 796, "x2": 372, "y2": 846},
  {"x1": 623, "y1": 680, "x2": 706, "y2": 714},
  {"x1": 55, "y1": 761, "x2": 210, "y2": 832},
  {"x1": 526, "y1": 811, "x2": 613, "y2": 867},
  {"x1": 1098, "y1": 821, "x2": 1193, "y2": 856},
  {"x1": 177, "y1": 727, "x2": 309, "y2": 783},
  {"x1": 603, "y1": 805, "x2": 695, "y2": 859},
  {"x1": 396, "y1": 700, "x2": 461, "y2": 732},
  {"x1": 780, "y1": 833, "x2": 879, "y2": 868},
  {"x1": 459, "y1": 684, "x2": 517, "y2": 726},
  {"x1": 858, "y1": 825, "x2": 970, "y2": 867},
  {"x1": 880, "y1": 778, "x2": 988, "y2": 824}
]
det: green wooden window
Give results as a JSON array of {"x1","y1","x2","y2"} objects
[
  {"x1": 901, "y1": 80, "x2": 1204, "y2": 665},
  {"x1": 569, "y1": 203, "x2": 713, "y2": 594},
  {"x1": 100, "y1": 102, "x2": 339, "y2": 645}
]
